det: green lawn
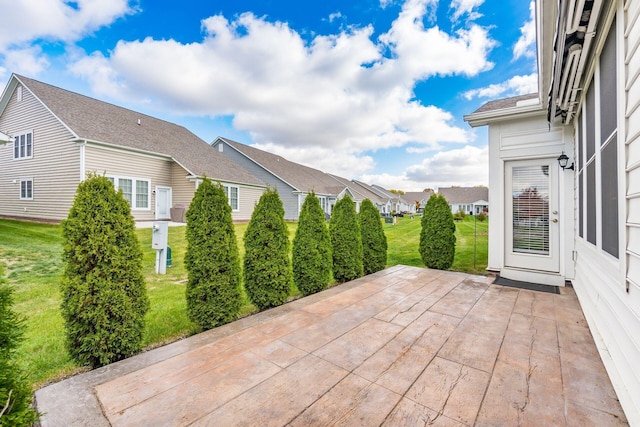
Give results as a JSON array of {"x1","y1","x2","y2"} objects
[{"x1": 0, "y1": 215, "x2": 486, "y2": 388}]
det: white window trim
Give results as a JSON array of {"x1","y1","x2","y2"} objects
[
  {"x1": 13, "y1": 130, "x2": 33, "y2": 160},
  {"x1": 224, "y1": 184, "x2": 240, "y2": 212},
  {"x1": 107, "y1": 175, "x2": 151, "y2": 210},
  {"x1": 20, "y1": 178, "x2": 33, "y2": 200}
]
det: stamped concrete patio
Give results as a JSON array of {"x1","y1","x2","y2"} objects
[{"x1": 35, "y1": 265, "x2": 628, "y2": 426}]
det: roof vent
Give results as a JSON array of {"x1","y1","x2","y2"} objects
[{"x1": 137, "y1": 118, "x2": 141, "y2": 125}]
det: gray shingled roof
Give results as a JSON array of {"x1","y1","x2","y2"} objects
[
  {"x1": 404, "y1": 191, "x2": 435, "y2": 202},
  {"x1": 16, "y1": 75, "x2": 264, "y2": 187},
  {"x1": 438, "y1": 186, "x2": 488, "y2": 204},
  {"x1": 469, "y1": 93, "x2": 539, "y2": 115},
  {"x1": 219, "y1": 137, "x2": 347, "y2": 195}
]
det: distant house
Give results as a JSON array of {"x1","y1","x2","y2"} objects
[
  {"x1": 368, "y1": 185, "x2": 414, "y2": 214},
  {"x1": 463, "y1": 0, "x2": 639, "y2": 421},
  {"x1": 0, "y1": 74, "x2": 265, "y2": 223},
  {"x1": 212, "y1": 137, "x2": 358, "y2": 220},
  {"x1": 437, "y1": 186, "x2": 488, "y2": 215},
  {"x1": 404, "y1": 190, "x2": 435, "y2": 212}
]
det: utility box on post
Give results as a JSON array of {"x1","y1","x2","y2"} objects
[{"x1": 152, "y1": 222, "x2": 168, "y2": 274}]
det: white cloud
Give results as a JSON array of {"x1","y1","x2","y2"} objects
[
  {"x1": 450, "y1": 0, "x2": 485, "y2": 22},
  {"x1": 513, "y1": 1, "x2": 536, "y2": 60},
  {"x1": 0, "y1": 0, "x2": 135, "y2": 78},
  {"x1": 67, "y1": 0, "x2": 498, "y2": 176},
  {"x1": 462, "y1": 73, "x2": 538, "y2": 100},
  {"x1": 328, "y1": 12, "x2": 343, "y2": 23},
  {"x1": 361, "y1": 145, "x2": 488, "y2": 191}
]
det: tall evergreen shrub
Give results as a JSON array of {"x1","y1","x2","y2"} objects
[
  {"x1": 292, "y1": 192, "x2": 332, "y2": 296},
  {"x1": 244, "y1": 188, "x2": 292, "y2": 310},
  {"x1": 61, "y1": 173, "x2": 149, "y2": 368},
  {"x1": 329, "y1": 196, "x2": 363, "y2": 283},
  {"x1": 419, "y1": 194, "x2": 456, "y2": 270},
  {"x1": 185, "y1": 178, "x2": 242, "y2": 330},
  {"x1": 359, "y1": 199, "x2": 387, "y2": 274},
  {"x1": 0, "y1": 267, "x2": 38, "y2": 426}
]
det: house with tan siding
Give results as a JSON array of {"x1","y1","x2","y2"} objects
[
  {"x1": 464, "y1": 0, "x2": 639, "y2": 422},
  {"x1": 0, "y1": 74, "x2": 266, "y2": 223}
]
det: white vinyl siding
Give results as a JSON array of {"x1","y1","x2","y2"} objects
[{"x1": 0, "y1": 80, "x2": 79, "y2": 221}]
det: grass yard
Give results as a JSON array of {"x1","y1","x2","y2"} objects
[{"x1": 0, "y1": 215, "x2": 486, "y2": 388}]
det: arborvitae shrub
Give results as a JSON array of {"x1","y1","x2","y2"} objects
[
  {"x1": 244, "y1": 188, "x2": 292, "y2": 310},
  {"x1": 359, "y1": 199, "x2": 387, "y2": 274},
  {"x1": 185, "y1": 178, "x2": 242, "y2": 330},
  {"x1": 61, "y1": 173, "x2": 149, "y2": 368},
  {"x1": 419, "y1": 194, "x2": 456, "y2": 270},
  {"x1": 329, "y1": 196, "x2": 363, "y2": 283},
  {"x1": 292, "y1": 192, "x2": 332, "y2": 296},
  {"x1": 0, "y1": 267, "x2": 39, "y2": 426}
]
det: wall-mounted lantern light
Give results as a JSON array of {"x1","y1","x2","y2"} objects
[{"x1": 557, "y1": 152, "x2": 575, "y2": 170}]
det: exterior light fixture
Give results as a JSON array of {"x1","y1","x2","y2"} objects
[{"x1": 557, "y1": 152, "x2": 574, "y2": 170}]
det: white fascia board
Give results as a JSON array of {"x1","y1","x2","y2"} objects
[{"x1": 463, "y1": 103, "x2": 545, "y2": 127}]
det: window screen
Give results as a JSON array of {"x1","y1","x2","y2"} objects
[
  {"x1": 586, "y1": 161, "x2": 596, "y2": 245},
  {"x1": 600, "y1": 17, "x2": 617, "y2": 144},
  {"x1": 585, "y1": 79, "x2": 596, "y2": 161}
]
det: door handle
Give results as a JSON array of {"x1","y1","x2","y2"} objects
[{"x1": 552, "y1": 218, "x2": 558, "y2": 223}]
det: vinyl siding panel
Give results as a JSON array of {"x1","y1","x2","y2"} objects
[
  {"x1": 0, "y1": 83, "x2": 79, "y2": 221},
  {"x1": 216, "y1": 141, "x2": 299, "y2": 219},
  {"x1": 232, "y1": 185, "x2": 263, "y2": 221},
  {"x1": 171, "y1": 163, "x2": 195, "y2": 208},
  {"x1": 85, "y1": 145, "x2": 172, "y2": 221}
]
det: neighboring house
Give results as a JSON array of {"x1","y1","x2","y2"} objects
[
  {"x1": 344, "y1": 179, "x2": 394, "y2": 214},
  {"x1": 0, "y1": 74, "x2": 265, "y2": 223},
  {"x1": 404, "y1": 190, "x2": 435, "y2": 212},
  {"x1": 464, "y1": 0, "x2": 639, "y2": 422},
  {"x1": 437, "y1": 186, "x2": 488, "y2": 215},
  {"x1": 212, "y1": 137, "x2": 355, "y2": 220},
  {"x1": 369, "y1": 184, "x2": 414, "y2": 213}
]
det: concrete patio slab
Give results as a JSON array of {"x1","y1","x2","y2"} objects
[{"x1": 35, "y1": 266, "x2": 628, "y2": 426}]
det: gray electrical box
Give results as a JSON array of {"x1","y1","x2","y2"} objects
[
  {"x1": 152, "y1": 222, "x2": 168, "y2": 250},
  {"x1": 152, "y1": 222, "x2": 169, "y2": 274}
]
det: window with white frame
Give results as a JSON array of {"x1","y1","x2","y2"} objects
[
  {"x1": 576, "y1": 16, "x2": 619, "y2": 258},
  {"x1": 13, "y1": 131, "x2": 33, "y2": 159},
  {"x1": 20, "y1": 179, "x2": 33, "y2": 200},
  {"x1": 224, "y1": 185, "x2": 239, "y2": 211},
  {"x1": 108, "y1": 176, "x2": 150, "y2": 209}
]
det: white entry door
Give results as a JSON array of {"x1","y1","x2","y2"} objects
[
  {"x1": 505, "y1": 159, "x2": 560, "y2": 273},
  {"x1": 155, "y1": 186, "x2": 172, "y2": 220}
]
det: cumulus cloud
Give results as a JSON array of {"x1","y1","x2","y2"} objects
[
  {"x1": 361, "y1": 145, "x2": 488, "y2": 191},
  {"x1": 450, "y1": 0, "x2": 485, "y2": 22},
  {"x1": 513, "y1": 1, "x2": 536, "y2": 60},
  {"x1": 462, "y1": 73, "x2": 538, "y2": 100},
  {"x1": 0, "y1": 0, "x2": 136, "y2": 78},
  {"x1": 67, "y1": 0, "x2": 498, "y2": 175}
]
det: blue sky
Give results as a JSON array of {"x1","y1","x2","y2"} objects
[{"x1": 0, "y1": 0, "x2": 537, "y2": 191}]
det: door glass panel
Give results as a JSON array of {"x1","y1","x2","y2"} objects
[
  {"x1": 512, "y1": 165, "x2": 550, "y2": 255},
  {"x1": 157, "y1": 189, "x2": 169, "y2": 216}
]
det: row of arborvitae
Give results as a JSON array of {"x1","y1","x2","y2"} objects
[
  {"x1": 185, "y1": 180, "x2": 388, "y2": 330},
  {"x1": 58, "y1": 175, "x2": 388, "y2": 371},
  {"x1": 419, "y1": 193, "x2": 456, "y2": 270}
]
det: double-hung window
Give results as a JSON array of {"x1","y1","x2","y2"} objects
[
  {"x1": 13, "y1": 131, "x2": 33, "y2": 159},
  {"x1": 108, "y1": 176, "x2": 150, "y2": 209},
  {"x1": 20, "y1": 179, "x2": 33, "y2": 200},
  {"x1": 224, "y1": 185, "x2": 239, "y2": 211}
]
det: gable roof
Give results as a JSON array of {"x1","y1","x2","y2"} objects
[
  {"x1": 217, "y1": 137, "x2": 347, "y2": 195},
  {"x1": 404, "y1": 191, "x2": 435, "y2": 203},
  {"x1": 9, "y1": 74, "x2": 264, "y2": 187},
  {"x1": 438, "y1": 186, "x2": 488, "y2": 204},
  {"x1": 463, "y1": 93, "x2": 543, "y2": 127}
]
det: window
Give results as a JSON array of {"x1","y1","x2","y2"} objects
[
  {"x1": 136, "y1": 180, "x2": 149, "y2": 209},
  {"x1": 224, "y1": 185, "x2": 239, "y2": 211},
  {"x1": 109, "y1": 176, "x2": 150, "y2": 209},
  {"x1": 576, "y1": 16, "x2": 618, "y2": 258},
  {"x1": 20, "y1": 179, "x2": 33, "y2": 200},
  {"x1": 13, "y1": 131, "x2": 33, "y2": 159}
]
